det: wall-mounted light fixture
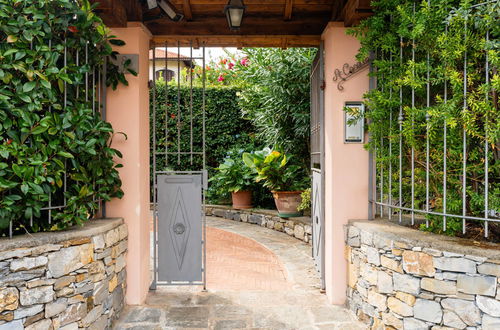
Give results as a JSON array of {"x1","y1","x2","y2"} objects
[
  {"x1": 147, "y1": 0, "x2": 184, "y2": 22},
  {"x1": 224, "y1": 0, "x2": 246, "y2": 30}
]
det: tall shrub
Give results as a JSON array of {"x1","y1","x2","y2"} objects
[
  {"x1": 236, "y1": 48, "x2": 317, "y2": 167},
  {"x1": 0, "y1": 0, "x2": 126, "y2": 234}
]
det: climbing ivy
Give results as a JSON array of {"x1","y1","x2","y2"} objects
[
  {"x1": 349, "y1": 0, "x2": 499, "y2": 239},
  {"x1": 0, "y1": 0, "x2": 129, "y2": 235}
]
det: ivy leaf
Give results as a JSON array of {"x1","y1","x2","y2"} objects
[{"x1": 23, "y1": 81, "x2": 36, "y2": 93}]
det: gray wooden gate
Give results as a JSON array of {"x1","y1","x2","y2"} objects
[
  {"x1": 150, "y1": 43, "x2": 207, "y2": 289},
  {"x1": 310, "y1": 44, "x2": 325, "y2": 290}
]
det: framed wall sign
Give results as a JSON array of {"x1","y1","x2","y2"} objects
[{"x1": 344, "y1": 102, "x2": 365, "y2": 144}]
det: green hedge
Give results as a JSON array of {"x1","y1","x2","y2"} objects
[
  {"x1": 0, "y1": 0, "x2": 124, "y2": 235},
  {"x1": 150, "y1": 82, "x2": 275, "y2": 206}
]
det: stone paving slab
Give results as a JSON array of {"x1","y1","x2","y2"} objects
[{"x1": 115, "y1": 217, "x2": 366, "y2": 330}]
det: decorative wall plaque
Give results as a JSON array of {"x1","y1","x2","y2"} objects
[{"x1": 332, "y1": 58, "x2": 369, "y2": 91}]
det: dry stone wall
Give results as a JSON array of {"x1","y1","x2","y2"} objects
[
  {"x1": 0, "y1": 219, "x2": 127, "y2": 330},
  {"x1": 345, "y1": 220, "x2": 500, "y2": 330},
  {"x1": 206, "y1": 205, "x2": 312, "y2": 244}
]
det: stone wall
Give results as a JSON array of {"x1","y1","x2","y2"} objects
[
  {"x1": 345, "y1": 220, "x2": 500, "y2": 330},
  {"x1": 206, "y1": 205, "x2": 312, "y2": 244},
  {"x1": 0, "y1": 219, "x2": 127, "y2": 330}
]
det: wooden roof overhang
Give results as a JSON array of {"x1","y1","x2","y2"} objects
[{"x1": 92, "y1": 0, "x2": 372, "y2": 47}]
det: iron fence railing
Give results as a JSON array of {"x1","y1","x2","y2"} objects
[
  {"x1": 370, "y1": 0, "x2": 499, "y2": 238},
  {"x1": 7, "y1": 40, "x2": 108, "y2": 238}
]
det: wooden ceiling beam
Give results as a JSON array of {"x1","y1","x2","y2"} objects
[
  {"x1": 152, "y1": 35, "x2": 321, "y2": 47},
  {"x1": 331, "y1": 0, "x2": 346, "y2": 21},
  {"x1": 284, "y1": 0, "x2": 293, "y2": 21},
  {"x1": 90, "y1": 0, "x2": 127, "y2": 27},
  {"x1": 169, "y1": 0, "x2": 333, "y2": 5},
  {"x1": 183, "y1": 0, "x2": 194, "y2": 20},
  {"x1": 145, "y1": 15, "x2": 330, "y2": 35},
  {"x1": 342, "y1": 0, "x2": 372, "y2": 26}
]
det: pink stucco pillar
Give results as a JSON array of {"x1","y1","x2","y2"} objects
[
  {"x1": 322, "y1": 22, "x2": 369, "y2": 305},
  {"x1": 106, "y1": 22, "x2": 152, "y2": 305}
]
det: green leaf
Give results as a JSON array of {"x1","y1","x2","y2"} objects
[
  {"x1": 12, "y1": 164, "x2": 22, "y2": 177},
  {"x1": 40, "y1": 80, "x2": 51, "y2": 89},
  {"x1": 109, "y1": 39, "x2": 125, "y2": 46},
  {"x1": 23, "y1": 81, "x2": 36, "y2": 92},
  {"x1": 0, "y1": 217, "x2": 10, "y2": 230},
  {"x1": 31, "y1": 125, "x2": 48, "y2": 134},
  {"x1": 7, "y1": 35, "x2": 17, "y2": 43},
  {"x1": 21, "y1": 184, "x2": 29, "y2": 194},
  {"x1": 19, "y1": 94, "x2": 31, "y2": 103},
  {"x1": 3, "y1": 48, "x2": 17, "y2": 56},
  {"x1": 57, "y1": 151, "x2": 74, "y2": 158}
]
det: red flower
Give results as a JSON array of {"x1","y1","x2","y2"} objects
[
  {"x1": 6, "y1": 139, "x2": 12, "y2": 145},
  {"x1": 68, "y1": 26, "x2": 78, "y2": 33},
  {"x1": 220, "y1": 58, "x2": 227, "y2": 65},
  {"x1": 217, "y1": 75, "x2": 225, "y2": 82},
  {"x1": 228, "y1": 62, "x2": 234, "y2": 70},
  {"x1": 170, "y1": 113, "x2": 176, "y2": 119},
  {"x1": 240, "y1": 58, "x2": 249, "y2": 66}
]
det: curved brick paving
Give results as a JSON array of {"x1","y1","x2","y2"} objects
[
  {"x1": 206, "y1": 227, "x2": 290, "y2": 291},
  {"x1": 115, "y1": 216, "x2": 366, "y2": 330}
]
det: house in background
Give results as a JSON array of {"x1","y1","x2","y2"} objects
[{"x1": 148, "y1": 49, "x2": 195, "y2": 82}]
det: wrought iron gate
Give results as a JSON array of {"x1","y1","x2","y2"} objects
[
  {"x1": 150, "y1": 42, "x2": 207, "y2": 289},
  {"x1": 310, "y1": 44, "x2": 325, "y2": 289}
]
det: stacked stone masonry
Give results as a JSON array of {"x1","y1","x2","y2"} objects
[
  {"x1": 206, "y1": 205, "x2": 312, "y2": 244},
  {"x1": 0, "y1": 219, "x2": 127, "y2": 330},
  {"x1": 345, "y1": 219, "x2": 500, "y2": 330}
]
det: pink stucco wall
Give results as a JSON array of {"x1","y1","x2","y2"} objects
[
  {"x1": 106, "y1": 23, "x2": 152, "y2": 305},
  {"x1": 322, "y1": 22, "x2": 370, "y2": 305}
]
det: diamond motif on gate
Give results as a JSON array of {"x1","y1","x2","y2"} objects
[
  {"x1": 313, "y1": 186, "x2": 321, "y2": 256},
  {"x1": 169, "y1": 187, "x2": 191, "y2": 270}
]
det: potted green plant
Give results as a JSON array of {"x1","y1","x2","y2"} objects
[
  {"x1": 243, "y1": 148, "x2": 308, "y2": 217},
  {"x1": 210, "y1": 156, "x2": 255, "y2": 209}
]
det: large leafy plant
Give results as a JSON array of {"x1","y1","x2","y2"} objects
[
  {"x1": 0, "y1": 0, "x2": 128, "y2": 234},
  {"x1": 243, "y1": 148, "x2": 308, "y2": 192},
  {"x1": 210, "y1": 150, "x2": 255, "y2": 193}
]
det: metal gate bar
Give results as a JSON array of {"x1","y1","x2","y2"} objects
[
  {"x1": 310, "y1": 44, "x2": 326, "y2": 290},
  {"x1": 151, "y1": 42, "x2": 207, "y2": 290},
  {"x1": 371, "y1": 1, "x2": 497, "y2": 236}
]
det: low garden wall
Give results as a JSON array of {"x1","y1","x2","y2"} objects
[
  {"x1": 206, "y1": 205, "x2": 312, "y2": 244},
  {"x1": 345, "y1": 219, "x2": 500, "y2": 330},
  {"x1": 0, "y1": 218, "x2": 127, "y2": 330}
]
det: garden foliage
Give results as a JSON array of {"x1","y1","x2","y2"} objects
[
  {"x1": 236, "y1": 48, "x2": 317, "y2": 167},
  {"x1": 149, "y1": 82, "x2": 258, "y2": 198},
  {"x1": 0, "y1": 0, "x2": 126, "y2": 234},
  {"x1": 350, "y1": 0, "x2": 499, "y2": 237}
]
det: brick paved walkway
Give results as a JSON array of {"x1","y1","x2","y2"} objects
[{"x1": 114, "y1": 217, "x2": 365, "y2": 330}]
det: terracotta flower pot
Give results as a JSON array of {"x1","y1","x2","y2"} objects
[
  {"x1": 231, "y1": 190, "x2": 253, "y2": 209},
  {"x1": 272, "y1": 191, "x2": 303, "y2": 218}
]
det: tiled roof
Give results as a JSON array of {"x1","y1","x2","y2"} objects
[{"x1": 149, "y1": 49, "x2": 191, "y2": 60}]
